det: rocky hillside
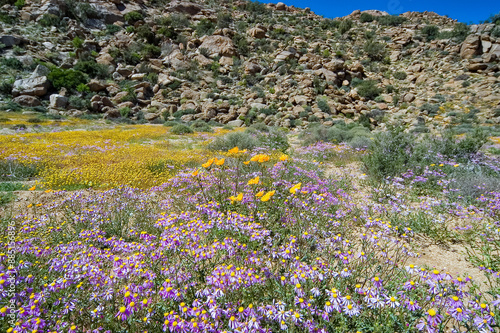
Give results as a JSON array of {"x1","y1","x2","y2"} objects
[{"x1": 1, "y1": 0, "x2": 499, "y2": 132}]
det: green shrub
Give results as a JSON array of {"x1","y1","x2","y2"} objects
[
  {"x1": 190, "y1": 120, "x2": 213, "y2": 132},
  {"x1": 124, "y1": 11, "x2": 143, "y2": 24},
  {"x1": 74, "y1": 60, "x2": 109, "y2": 79},
  {"x1": 196, "y1": 18, "x2": 216, "y2": 36},
  {"x1": 376, "y1": 15, "x2": 407, "y2": 26},
  {"x1": 317, "y1": 97, "x2": 331, "y2": 113},
  {"x1": 300, "y1": 124, "x2": 370, "y2": 146},
  {"x1": 0, "y1": 160, "x2": 41, "y2": 181},
  {"x1": 163, "y1": 120, "x2": 179, "y2": 127},
  {"x1": 353, "y1": 80, "x2": 381, "y2": 100},
  {"x1": 217, "y1": 12, "x2": 232, "y2": 29},
  {"x1": 68, "y1": 96, "x2": 90, "y2": 110},
  {"x1": 0, "y1": 57, "x2": 23, "y2": 70},
  {"x1": 393, "y1": 71, "x2": 407, "y2": 80},
  {"x1": 106, "y1": 24, "x2": 122, "y2": 34},
  {"x1": 338, "y1": 19, "x2": 353, "y2": 34},
  {"x1": 171, "y1": 124, "x2": 194, "y2": 135},
  {"x1": 421, "y1": 25, "x2": 439, "y2": 41},
  {"x1": 420, "y1": 103, "x2": 440, "y2": 116},
  {"x1": 364, "y1": 40, "x2": 387, "y2": 61},
  {"x1": 360, "y1": 13, "x2": 374, "y2": 23},
  {"x1": 38, "y1": 13, "x2": 61, "y2": 27},
  {"x1": 207, "y1": 131, "x2": 257, "y2": 151},
  {"x1": 48, "y1": 67, "x2": 88, "y2": 90},
  {"x1": 72, "y1": 36, "x2": 84, "y2": 49},
  {"x1": 173, "y1": 108, "x2": 196, "y2": 118}
]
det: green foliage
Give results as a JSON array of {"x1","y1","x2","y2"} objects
[
  {"x1": 300, "y1": 123, "x2": 371, "y2": 146},
  {"x1": 0, "y1": 192, "x2": 14, "y2": 206},
  {"x1": 317, "y1": 97, "x2": 330, "y2": 113},
  {"x1": 0, "y1": 10, "x2": 16, "y2": 24},
  {"x1": 120, "y1": 107, "x2": 131, "y2": 118},
  {"x1": 217, "y1": 12, "x2": 233, "y2": 29},
  {"x1": 0, "y1": 57, "x2": 23, "y2": 70},
  {"x1": 171, "y1": 123, "x2": 194, "y2": 135},
  {"x1": 190, "y1": 120, "x2": 213, "y2": 133},
  {"x1": 439, "y1": 23, "x2": 470, "y2": 42},
  {"x1": 0, "y1": 160, "x2": 41, "y2": 181},
  {"x1": 196, "y1": 18, "x2": 216, "y2": 36},
  {"x1": 376, "y1": 15, "x2": 407, "y2": 26},
  {"x1": 68, "y1": 95, "x2": 90, "y2": 110},
  {"x1": 74, "y1": 60, "x2": 110, "y2": 79},
  {"x1": 14, "y1": 0, "x2": 24, "y2": 9},
  {"x1": 106, "y1": 24, "x2": 122, "y2": 34},
  {"x1": 420, "y1": 25, "x2": 439, "y2": 41},
  {"x1": 363, "y1": 40, "x2": 387, "y2": 61},
  {"x1": 72, "y1": 37, "x2": 84, "y2": 49},
  {"x1": 38, "y1": 13, "x2": 61, "y2": 27},
  {"x1": 393, "y1": 71, "x2": 407, "y2": 80},
  {"x1": 232, "y1": 34, "x2": 249, "y2": 56},
  {"x1": 124, "y1": 11, "x2": 144, "y2": 24},
  {"x1": 338, "y1": 19, "x2": 353, "y2": 34},
  {"x1": 352, "y1": 79, "x2": 381, "y2": 100},
  {"x1": 420, "y1": 103, "x2": 440, "y2": 116},
  {"x1": 47, "y1": 67, "x2": 88, "y2": 90},
  {"x1": 0, "y1": 182, "x2": 25, "y2": 191},
  {"x1": 173, "y1": 108, "x2": 196, "y2": 118},
  {"x1": 360, "y1": 13, "x2": 374, "y2": 22},
  {"x1": 244, "y1": 1, "x2": 269, "y2": 15}
]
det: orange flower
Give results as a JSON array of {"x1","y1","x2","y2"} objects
[
  {"x1": 228, "y1": 147, "x2": 247, "y2": 154},
  {"x1": 280, "y1": 154, "x2": 288, "y2": 161},
  {"x1": 255, "y1": 190, "x2": 265, "y2": 198},
  {"x1": 44, "y1": 189, "x2": 52, "y2": 193},
  {"x1": 27, "y1": 203, "x2": 33, "y2": 208},
  {"x1": 250, "y1": 154, "x2": 270, "y2": 163},
  {"x1": 192, "y1": 169, "x2": 199, "y2": 177},
  {"x1": 202, "y1": 158, "x2": 215, "y2": 168},
  {"x1": 247, "y1": 176, "x2": 260, "y2": 185},
  {"x1": 215, "y1": 158, "x2": 225, "y2": 166},
  {"x1": 28, "y1": 185, "x2": 36, "y2": 191},
  {"x1": 243, "y1": 161, "x2": 250, "y2": 165}
]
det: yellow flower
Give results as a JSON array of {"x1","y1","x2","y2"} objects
[
  {"x1": 255, "y1": 190, "x2": 265, "y2": 198},
  {"x1": 202, "y1": 158, "x2": 215, "y2": 168},
  {"x1": 439, "y1": 163, "x2": 444, "y2": 167},
  {"x1": 191, "y1": 169, "x2": 199, "y2": 177},
  {"x1": 289, "y1": 182, "x2": 302, "y2": 194},
  {"x1": 261, "y1": 190, "x2": 275, "y2": 202},
  {"x1": 453, "y1": 164, "x2": 459, "y2": 167},
  {"x1": 229, "y1": 193, "x2": 243, "y2": 203},
  {"x1": 250, "y1": 154, "x2": 270, "y2": 163},
  {"x1": 28, "y1": 185, "x2": 36, "y2": 191},
  {"x1": 243, "y1": 161, "x2": 250, "y2": 165},
  {"x1": 214, "y1": 158, "x2": 225, "y2": 166},
  {"x1": 228, "y1": 147, "x2": 247, "y2": 154},
  {"x1": 44, "y1": 189, "x2": 52, "y2": 193},
  {"x1": 247, "y1": 176, "x2": 260, "y2": 185},
  {"x1": 280, "y1": 154, "x2": 288, "y2": 161},
  {"x1": 27, "y1": 204, "x2": 33, "y2": 208}
]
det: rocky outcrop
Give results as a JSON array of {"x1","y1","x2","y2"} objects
[
  {"x1": 12, "y1": 76, "x2": 50, "y2": 97},
  {"x1": 198, "y1": 36, "x2": 237, "y2": 57}
]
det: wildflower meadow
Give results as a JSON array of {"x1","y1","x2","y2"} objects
[{"x1": 1, "y1": 120, "x2": 500, "y2": 333}]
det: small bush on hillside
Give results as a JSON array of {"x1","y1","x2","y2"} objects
[
  {"x1": 393, "y1": 71, "x2": 407, "y2": 80},
  {"x1": 353, "y1": 79, "x2": 381, "y2": 100},
  {"x1": 317, "y1": 97, "x2": 331, "y2": 113},
  {"x1": 208, "y1": 131, "x2": 259, "y2": 151},
  {"x1": 364, "y1": 40, "x2": 387, "y2": 61},
  {"x1": 217, "y1": 12, "x2": 232, "y2": 29},
  {"x1": 48, "y1": 68, "x2": 87, "y2": 90},
  {"x1": 190, "y1": 120, "x2": 213, "y2": 132},
  {"x1": 170, "y1": 124, "x2": 193, "y2": 135},
  {"x1": 376, "y1": 15, "x2": 407, "y2": 26},
  {"x1": 124, "y1": 11, "x2": 143, "y2": 24},
  {"x1": 0, "y1": 57, "x2": 23, "y2": 70},
  {"x1": 74, "y1": 60, "x2": 109, "y2": 79},
  {"x1": 421, "y1": 25, "x2": 440, "y2": 41},
  {"x1": 360, "y1": 13, "x2": 374, "y2": 23},
  {"x1": 196, "y1": 18, "x2": 216, "y2": 36},
  {"x1": 300, "y1": 124, "x2": 370, "y2": 146},
  {"x1": 338, "y1": 19, "x2": 353, "y2": 34}
]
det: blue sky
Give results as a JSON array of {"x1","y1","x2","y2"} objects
[{"x1": 266, "y1": 0, "x2": 499, "y2": 24}]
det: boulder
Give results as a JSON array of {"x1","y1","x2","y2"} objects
[
  {"x1": 194, "y1": 54, "x2": 212, "y2": 66},
  {"x1": 13, "y1": 95, "x2": 41, "y2": 107},
  {"x1": 49, "y1": 94, "x2": 68, "y2": 109},
  {"x1": 248, "y1": 27, "x2": 266, "y2": 39},
  {"x1": 198, "y1": 36, "x2": 237, "y2": 57},
  {"x1": 403, "y1": 93, "x2": 416, "y2": 103},
  {"x1": 460, "y1": 35, "x2": 481, "y2": 59},
  {"x1": 167, "y1": 1, "x2": 202, "y2": 15},
  {"x1": 227, "y1": 119, "x2": 243, "y2": 127},
  {"x1": 88, "y1": 80, "x2": 106, "y2": 92},
  {"x1": 0, "y1": 35, "x2": 26, "y2": 48},
  {"x1": 276, "y1": 2, "x2": 287, "y2": 10},
  {"x1": 244, "y1": 62, "x2": 262, "y2": 74},
  {"x1": 467, "y1": 62, "x2": 488, "y2": 72},
  {"x1": 12, "y1": 76, "x2": 50, "y2": 97},
  {"x1": 275, "y1": 51, "x2": 293, "y2": 62}
]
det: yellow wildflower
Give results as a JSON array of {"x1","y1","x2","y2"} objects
[
  {"x1": 202, "y1": 158, "x2": 215, "y2": 168},
  {"x1": 247, "y1": 176, "x2": 260, "y2": 185},
  {"x1": 192, "y1": 170, "x2": 199, "y2": 177},
  {"x1": 280, "y1": 154, "x2": 288, "y2": 161},
  {"x1": 261, "y1": 190, "x2": 275, "y2": 202},
  {"x1": 214, "y1": 158, "x2": 225, "y2": 166},
  {"x1": 255, "y1": 190, "x2": 265, "y2": 198},
  {"x1": 289, "y1": 182, "x2": 302, "y2": 194}
]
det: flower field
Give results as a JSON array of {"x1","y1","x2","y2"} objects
[{"x1": 1, "y1": 124, "x2": 500, "y2": 333}]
